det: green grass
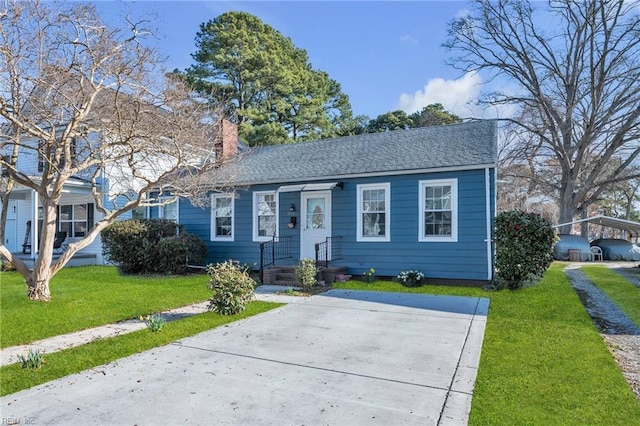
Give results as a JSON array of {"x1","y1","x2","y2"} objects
[
  {"x1": 0, "y1": 300, "x2": 281, "y2": 396},
  {"x1": 335, "y1": 264, "x2": 640, "y2": 425},
  {"x1": 0, "y1": 266, "x2": 211, "y2": 348},
  {"x1": 582, "y1": 265, "x2": 640, "y2": 328}
]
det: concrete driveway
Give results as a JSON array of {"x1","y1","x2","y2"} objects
[{"x1": 2, "y1": 290, "x2": 488, "y2": 425}]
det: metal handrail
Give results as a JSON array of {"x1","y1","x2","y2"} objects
[
  {"x1": 314, "y1": 236, "x2": 342, "y2": 267},
  {"x1": 259, "y1": 236, "x2": 292, "y2": 281}
]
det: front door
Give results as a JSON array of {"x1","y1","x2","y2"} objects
[
  {"x1": 4, "y1": 200, "x2": 17, "y2": 252},
  {"x1": 300, "y1": 191, "x2": 331, "y2": 259}
]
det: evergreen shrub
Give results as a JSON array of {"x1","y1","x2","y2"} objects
[
  {"x1": 101, "y1": 219, "x2": 206, "y2": 275},
  {"x1": 494, "y1": 210, "x2": 557, "y2": 290}
]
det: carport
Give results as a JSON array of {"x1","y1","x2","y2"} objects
[{"x1": 554, "y1": 215, "x2": 640, "y2": 243}]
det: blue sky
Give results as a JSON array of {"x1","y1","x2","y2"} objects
[{"x1": 99, "y1": 1, "x2": 491, "y2": 120}]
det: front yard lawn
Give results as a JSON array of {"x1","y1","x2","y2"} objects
[
  {"x1": 335, "y1": 263, "x2": 640, "y2": 425},
  {"x1": 0, "y1": 266, "x2": 210, "y2": 348},
  {"x1": 0, "y1": 301, "x2": 281, "y2": 396}
]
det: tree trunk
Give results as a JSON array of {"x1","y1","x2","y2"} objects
[
  {"x1": 26, "y1": 270, "x2": 52, "y2": 301},
  {"x1": 557, "y1": 187, "x2": 576, "y2": 234},
  {"x1": 27, "y1": 202, "x2": 58, "y2": 301},
  {"x1": 579, "y1": 208, "x2": 589, "y2": 239}
]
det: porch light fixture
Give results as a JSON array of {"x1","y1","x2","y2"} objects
[{"x1": 288, "y1": 203, "x2": 297, "y2": 229}]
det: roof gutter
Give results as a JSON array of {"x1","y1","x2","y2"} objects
[{"x1": 228, "y1": 163, "x2": 497, "y2": 187}]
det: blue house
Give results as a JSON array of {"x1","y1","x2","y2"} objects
[{"x1": 165, "y1": 119, "x2": 497, "y2": 284}]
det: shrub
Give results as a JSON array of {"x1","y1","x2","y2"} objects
[
  {"x1": 207, "y1": 260, "x2": 255, "y2": 315},
  {"x1": 397, "y1": 269, "x2": 424, "y2": 287},
  {"x1": 295, "y1": 258, "x2": 318, "y2": 289},
  {"x1": 156, "y1": 234, "x2": 207, "y2": 275},
  {"x1": 494, "y1": 210, "x2": 557, "y2": 290},
  {"x1": 101, "y1": 219, "x2": 206, "y2": 275}
]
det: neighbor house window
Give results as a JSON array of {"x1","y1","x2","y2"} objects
[
  {"x1": 253, "y1": 191, "x2": 277, "y2": 241},
  {"x1": 38, "y1": 138, "x2": 77, "y2": 172},
  {"x1": 211, "y1": 194, "x2": 234, "y2": 241},
  {"x1": 419, "y1": 179, "x2": 458, "y2": 242},
  {"x1": 131, "y1": 206, "x2": 146, "y2": 220},
  {"x1": 159, "y1": 197, "x2": 178, "y2": 222},
  {"x1": 357, "y1": 183, "x2": 390, "y2": 242},
  {"x1": 58, "y1": 203, "x2": 93, "y2": 238}
]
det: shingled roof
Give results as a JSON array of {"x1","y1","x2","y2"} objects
[{"x1": 223, "y1": 119, "x2": 497, "y2": 185}]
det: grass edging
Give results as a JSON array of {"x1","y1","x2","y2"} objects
[
  {"x1": 1, "y1": 267, "x2": 212, "y2": 348},
  {"x1": 0, "y1": 301, "x2": 282, "y2": 396},
  {"x1": 335, "y1": 263, "x2": 640, "y2": 424},
  {"x1": 582, "y1": 265, "x2": 640, "y2": 327}
]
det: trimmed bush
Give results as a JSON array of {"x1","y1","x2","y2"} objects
[
  {"x1": 494, "y1": 210, "x2": 557, "y2": 290},
  {"x1": 207, "y1": 260, "x2": 255, "y2": 315},
  {"x1": 156, "y1": 234, "x2": 207, "y2": 275},
  {"x1": 295, "y1": 258, "x2": 318, "y2": 289},
  {"x1": 101, "y1": 219, "x2": 206, "y2": 275}
]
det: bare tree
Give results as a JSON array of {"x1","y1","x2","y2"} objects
[
  {"x1": 446, "y1": 0, "x2": 640, "y2": 232},
  {"x1": 0, "y1": 1, "x2": 229, "y2": 301}
]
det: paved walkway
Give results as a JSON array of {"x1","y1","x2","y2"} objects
[
  {"x1": 1, "y1": 289, "x2": 489, "y2": 425},
  {"x1": 0, "y1": 285, "x2": 301, "y2": 367}
]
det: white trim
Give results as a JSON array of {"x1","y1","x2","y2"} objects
[
  {"x1": 418, "y1": 178, "x2": 458, "y2": 242},
  {"x1": 485, "y1": 168, "x2": 493, "y2": 280},
  {"x1": 233, "y1": 164, "x2": 496, "y2": 187},
  {"x1": 31, "y1": 191, "x2": 38, "y2": 259},
  {"x1": 356, "y1": 183, "x2": 391, "y2": 242},
  {"x1": 210, "y1": 193, "x2": 234, "y2": 242},
  {"x1": 253, "y1": 190, "x2": 278, "y2": 242}
]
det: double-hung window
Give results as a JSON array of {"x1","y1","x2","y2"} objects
[
  {"x1": 253, "y1": 191, "x2": 277, "y2": 241},
  {"x1": 211, "y1": 194, "x2": 234, "y2": 241},
  {"x1": 419, "y1": 179, "x2": 458, "y2": 242},
  {"x1": 357, "y1": 183, "x2": 390, "y2": 242},
  {"x1": 58, "y1": 203, "x2": 93, "y2": 237},
  {"x1": 159, "y1": 197, "x2": 178, "y2": 222}
]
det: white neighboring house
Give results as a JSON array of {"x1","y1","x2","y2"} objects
[
  {"x1": 1, "y1": 119, "x2": 236, "y2": 268},
  {"x1": 1, "y1": 134, "x2": 148, "y2": 267}
]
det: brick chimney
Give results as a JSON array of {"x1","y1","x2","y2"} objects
[{"x1": 215, "y1": 119, "x2": 238, "y2": 160}]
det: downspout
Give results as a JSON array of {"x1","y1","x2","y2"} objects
[
  {"x1": 31, "y1": 191, "x2": 38, "y2": 260},
  {"x1": 485, "y1": 167, "x2": 493, "y2": 281}
]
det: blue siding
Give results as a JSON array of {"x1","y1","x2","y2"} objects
[{"x1": 178, "y1": 168, "x2": 495, "y2": 282}]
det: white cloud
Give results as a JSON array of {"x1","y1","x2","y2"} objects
[
  {"x1": 397, "y1": 72, "x2": 516, "y2": 119},
  {"x1": 399, "y1": 34, "x2": 418, "y2": 45},
  {"x1": 455, "y1": 8, "x2": 471, "y2": 18},
  {"x1": 397, "y1": 72, "x2": 482, "y2": 117}
]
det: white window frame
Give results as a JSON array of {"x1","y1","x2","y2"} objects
[
  {"x1": 419, "y1": 178, "x2": 458, "y2": 242},
  {"x1": 159, "y1": 196, "x2": 179, "y2": 222},
  {"x1": 253, "y1": 191, "x2": 278, "y2": 242},
  {"x1": 210, "y1": 193, "x2": 234, "y2": 241},
  {"x1": 356, "y1": 183, "x2": 391, "y2": 242}
]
